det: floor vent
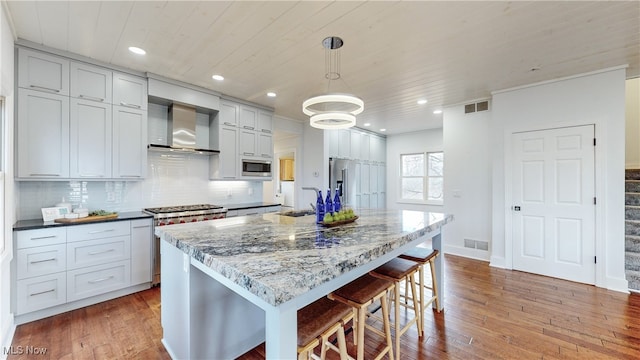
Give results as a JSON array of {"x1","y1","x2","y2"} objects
[
  {"x1": 464, "y1": 100, "x2": 490, "y2": 114},
  {"x1": 464, "y1": 239, "x2": 489, "y2": 251}
]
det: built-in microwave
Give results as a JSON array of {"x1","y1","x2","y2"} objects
[{"x1": 242, "y1": 159, "x2": 272, "y2": 177}]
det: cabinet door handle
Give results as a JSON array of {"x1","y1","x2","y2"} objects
[
  {"x1": 79, "y1": 94, "x2": 104, "y2": 102},
  {"x1": 30, "y1": 289, "x2": 56, "y2": 297},
  {"x1": 261, "y1": 154, "x2": 270, "y2": 158},
  {"x1": 243, "y1": 152, "x2": 254, "y2": 156},
  {"x1": 30, "y1": 173, "x2": 60, "y2": 177},
  {"x1": 243, "y1": 126, "x2": 255, "y2": 130},
  {"x1": 30, "y1": 235, "x2": 57, "y2": 240},
  {"x1": 223, "y1": 122, "x2": 235, "y2": 126},
  {"x1": 30, "y1": 258, "x2": 57, "y2": 264},
  {"x1": 223, "y1": 176, "x2": 236, "y2": 179},
  {"x1": 120, "y1": 175, "x2": 141, "y2": 178},
  {"x1": 79, "y1": 174, "x2": 104, "y2": 178},
  {"x1": 88, "y1": 229, "x2": 115, "y2": 234},
  {"x1": 119, "y1": 102, "x2": 141, "y2": 109},
  {"x1": 88, "y1": 248, "x2": 116, "y2": 256},
  {"x1": 88, "y1": 275, "x2": 115, "y2": 284},
  {"x1": 29, "y1": 85, "x2": 60, "y2": 93},
  {"x1": 132, "y1": 225, "x2": 150, "y2": 229},
  {"x1": 261, "y1": 129, "x2": 271, "y2": 133}
]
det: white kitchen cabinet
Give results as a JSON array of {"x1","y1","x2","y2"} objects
[
  {"x1": 66, "y1": 260, "x2": 131, "y2": 302},
  {"x1": 360, "y1": 133, "x2": 370, "y2": 162},
  {"x1": 239, "y1": 129, "x2": 258, "y2": 157},
  {"x1": 17, "y1": 244, "x2": 67, "y2": 280},
  {"x1": 350, "y1": 131, "x2": 361, "y2": 160},
  {"x1": 225, "y1": 210, "x2": 239, "y2": 218},
  {"x1": 16, "y1": 227, "x2": 66, "y2": 249},
  {"x1": 219, "y1": 100, "x2": 239, "y2": 127},
  {"x1": 113, "y1": 72, "x2": 147, "y2": 110},
  {"x1": 70, "y1": 62, "x2": 112, "y2": 103},
  {"x1": 328, "y1": 130, "x2": 339, "y2": 158},
  {"x1": 370, "y1": 163, "x2": 379, "y2": 196},
  {"x1": 361, "y1": 194, "x2": 370, "y2": 209},
  {"x1": 211, "y1": 125, "x2": 238, "y2": 179},
  {"x1": 17, "y1": 88, "x2": 70, "y2": 179},
  {"x1": 370, "y1": 135, "x2": 385, "y2": 163},
  {"x1": 239, "y1": 106, "x2": 258, "y2": 130},
  {"x1": 70, "y1": 98, "x2": 112, "y2": 179},
  {"x1": 67, "y1": 221, "x2": 130, "y2": 242},
  {"x1": 66, "y1": 236, "x2": 130, "y2": 270},
  {"x1": 258, "y1": 132, "x2": 273, "y2": 159},
  {"x1": 263, "y1": 205, "x2": 281, "y2": 213},
  {"x1": 113, "y1": 106, "x2": 147, "y2": 179},
  {"x1": 339, "y1": 130, "x2": 351, "y2": 159},
  {"x1": 16, "y1": 272, "x2": 67, "y2": 315},
  {"x1": 18, "y1": 48, "x2": 69, "y2": 95},
  {"x1": 131, "y1": 219, "x2": 153, "y2": 285},
  {"x1": 361, "y1": 163, "x2": 370, "y2": 195},
  {"x1": 258, "y1": 110, "x2": 273, "y2": 133},
  {"x1": 237, "y1": 208, "x2": 265, "y2": 216}
]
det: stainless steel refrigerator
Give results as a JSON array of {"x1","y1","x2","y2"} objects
[{"x1": 329, "y1": 157, "x2": 358, "y2": 207}]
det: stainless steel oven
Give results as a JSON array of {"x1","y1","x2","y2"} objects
[
  {"x1": 242, "y1": 159, "x2": 272, "y2": 177},
  {"x1": 144, "y1": 204, "x2": 227, "y2": 286}
]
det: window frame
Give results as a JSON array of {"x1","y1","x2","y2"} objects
[{"x1": 398, "y1": 150, "x2": 444, "y2": 205}]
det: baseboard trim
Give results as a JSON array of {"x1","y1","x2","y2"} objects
[
  {"x1": 489, "y1": 256, "x2": 507, "y2": 269},
  {"x1": 605, "y1": 276, "x2": 630, "y2": 294},
  {"x1": 443, "y1": 244, "x2": 490, "y2": 262}
]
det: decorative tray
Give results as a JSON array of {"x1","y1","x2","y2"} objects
[
  {"x1": 54, "y1": 213, "x2": 118, "y2": 223},
  {"x1": 318, "y1": 216, "x2": 358, "y2": 228}
]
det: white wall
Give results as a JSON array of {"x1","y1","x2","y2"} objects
[
  {"x1": 0, "y1": 2, "x2": 15, "y2": 354},
  {"x1": 491, "y1": 67, "x2": 627, "y2": 292},
  {"x1": 385, "y1": 129, "x2": 443, "y2": 212},
  {"x1": 269, "y1": 115, "x2": 303, "y2": 208},
  {"x1": 443, "y1": 107, "x2": 492, "y2": 260},
  {"x1": 626, "y1": 78, "x2": 640, "y2": 169}
]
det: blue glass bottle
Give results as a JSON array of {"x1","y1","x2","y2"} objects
[
  {"x1": 316, "y1": 190, "x2": 324, "y2": 223},
  {"x1": 333, "y1": 187, "x2": 341, "y2": 212},
  {"x1": 325, "y1": 188, "x2": 333, "y2": 214}
]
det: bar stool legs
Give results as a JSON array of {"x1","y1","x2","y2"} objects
[
  {"x1": 399, "y1": 248, "x2": 440, "y2": 338},
  {"x1": 297, "y1": 297, "x2": 354, "y2": 360},
  {"x1": 329, "y1": 274, "x2": 395, "y2": 360}
]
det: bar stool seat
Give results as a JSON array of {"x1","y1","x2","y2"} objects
[
  {"x1": 370, "y1": 257, "x2": 422, "y2": 360},
  {"x1": 329, "y1": 274, "x2": 395, "y2": 360},
  {"x1": 297, "y1": 296, "x2": 353, "y2": 360},
  {"x1": 399, "y1": 247, "x2": 440, "y2": 337}
]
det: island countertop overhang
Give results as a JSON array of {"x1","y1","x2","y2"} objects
[{"x1": 155, "y1": 209, "x2": 453, "y2": 307}]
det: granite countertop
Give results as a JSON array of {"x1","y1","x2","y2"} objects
[
  {"x1": 13, "y1": 211, "x2": 153, "y2": 231},
  {"x1": 155, "y1": 208, "x2": 453, "y2": 306},
  {"x1": 223, "y1": 202, "x2": 281, "y2": 210}
]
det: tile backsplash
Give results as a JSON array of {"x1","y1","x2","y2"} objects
[{"x1": 16, "y1": 152, "x2": 263, "y2": 220}]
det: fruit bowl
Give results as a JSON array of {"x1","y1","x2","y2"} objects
[{"x1": 318, "y1": 216, "x2": 358, "y2": 227}]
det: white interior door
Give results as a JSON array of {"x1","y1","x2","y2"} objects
[{"x1": 512, "y1": 125, "x2": 595, "y2": 284}]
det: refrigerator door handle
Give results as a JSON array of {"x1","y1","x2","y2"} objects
[{"x1": 342, "y1": 168, "x2": 348, "y2": 204}]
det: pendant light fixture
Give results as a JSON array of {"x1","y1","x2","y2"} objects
[{"x1": 303, "y1": 36, "x2": 363, "y2": 130}]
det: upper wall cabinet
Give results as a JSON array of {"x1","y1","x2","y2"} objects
[
  {"x1": 257, "y1": 110, "x2": 273, "y2": 133},
  {"x1": 17, "y1": 89, "x2": 70, "y2": 179},
  {"x1": 18, "y1": 48, "x2": 69, "y2": 95},
  {"x1": 70, "y1": 62, "x2": 112, "y2": 104},
  {"x1": 239, "y1": 105, "x2": 258, "y2": 130},
  {"x1": 113, "y1": 72, "x2": 147, "y2": 110},
  {"x1": 113, "y1": 107, "x2": 147, "y2": 179}
]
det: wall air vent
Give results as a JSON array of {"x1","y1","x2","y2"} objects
[{"x1": 464, "y1": 100, "x2": 490, "y2": 114}]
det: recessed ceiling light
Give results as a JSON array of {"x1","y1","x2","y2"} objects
[
  {"x1": 212, "y1": 74, "x2": 224, "y2": 81},
  {"x1": 380, "y1": 128, "x2": 386, "y2": 132},
  {"x1": 267, "y1": 92, "x2": 277, "y2": 97},
  {"x1": 417, "y1": 99, "x2": 428, "y2": 105},
  {"x1": 128, "y1": 46, "x2": 146, "y2": 55},
  {"x1": 433, "y1": 109, "x2": 443, "y2": 114},
  {"x1": 363, "y1": 123, "x2": 371, "y2": 127}
]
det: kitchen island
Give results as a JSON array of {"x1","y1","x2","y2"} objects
[{"x1": 156, "y1": 208, "x2": 453, "y2": 359}]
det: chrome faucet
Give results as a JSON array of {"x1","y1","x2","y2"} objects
[{"x1": 301, "y1": 187, "x2": 320, "y2": 198}]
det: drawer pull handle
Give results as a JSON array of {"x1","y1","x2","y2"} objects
[
  {"x1": 79, "y1": 94, "x2": 104, "y2": 102},
  {"x1": 243, "y1": 152, "x2": 254, "y2": 156},
  {"x1": 88, "y1": 249, "x2": 115, "y2": 256},
  {"x1": 88, "y1": 275, "x2": 114, "y2": 284},
  {"x1": 119, "y1": 102, "x2": 141, "y2": 109},
  {"x1": 29, "y1": 173, "x2": 60, "y2": 177},
  {"x1": 243, "y1": 126, "x2": 255, "y2": 130},
  {"x1": 88, "y1": 229, "x2": 115, "y2": 234},
  {"x1": 261, "y1": 129, "x2": 272, "y2": 133},
  {"x1": 30, "y1": 235, "x2": 57, "y2": 240},
  {"x1": 79, "y1": 174, "x2": 104, "y2": 178},
  {"x1": 30, "y1": 258, "x2": 56, "y2": 264},
  {"x1": 223, "y1": 122, "x2": 235, "y2": 126},
  {"x1": 120, "y1": 175, "x2": 141, "y2": 178},
  {"x1": 29, "y1": 85, "x2": 60, "y2": 93},
  {"x1": 132, "y1": 225, "x2": 150, "y2": 229},
  {"x1": 30, "y1": 289, "x2": 56, "y2": 297}
]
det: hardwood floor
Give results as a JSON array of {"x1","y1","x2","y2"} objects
[{"x1": 9, "y1": 255, "x2": 640, "y2": 359}]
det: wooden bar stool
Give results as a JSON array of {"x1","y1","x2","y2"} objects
[
  {"x1": 399, "y1": 247, "x2": 440, "y2": 337},
  {"x1": 369, "y1": 258, "x2": 421, "y2": 360},
  {"x1": 328, "y1": 274, "x2": 395, "y2": 360},
  {"x1": 297, "y1": 296, "x2": 353, "y2": 360}
]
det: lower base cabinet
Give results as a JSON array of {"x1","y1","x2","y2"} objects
[{"x1": 13, "y1": 218, "x2": 152, "y2": 322}]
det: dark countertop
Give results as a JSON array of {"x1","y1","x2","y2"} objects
[
  {"x1": 223, "y1": 202, "x2": 281, "y2": 211},
  {"x1": 13, "y1": 211, "x2": 153, "y2": 231}
]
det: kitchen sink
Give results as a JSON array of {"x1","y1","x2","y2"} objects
[{"x1": 279, "y1": 210, "x2": 316, "y2": 217}]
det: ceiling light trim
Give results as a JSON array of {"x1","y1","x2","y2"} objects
[{"x1": 309, "y1": 112, "x2": 356, "y2": 130}]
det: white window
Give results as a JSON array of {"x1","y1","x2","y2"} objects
[{"x1": 400, "y1": 151, "x2": 443, "y2": 204}]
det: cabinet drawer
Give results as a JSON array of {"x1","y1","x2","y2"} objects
[
  {"x1": 67, "y1": 221, "x2": 129, "y2": 242},
  {"x1": 17, "y1": 244, "x2": 67, "y2": 280},
  {"x1": 16, "y1": 272, "x2": 67, "y2": 315},
  {"x1": 237, "y1": 208, "x2": 264, "y2": 216},
  {"x1": 66, "y1": 236, "x2": 130, "y2": 270},
  {"x1": 67, "y1": 260, "x2": 130, "y2": 302},
  {"x1": 16, "y1": 228, "x2": 66, "y2": 249}
]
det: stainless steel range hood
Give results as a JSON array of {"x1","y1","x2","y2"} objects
[{"x1": 148, "y1": 103, "x2": 220, "y2": 155}]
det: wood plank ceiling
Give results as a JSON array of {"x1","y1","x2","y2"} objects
[{"x1": 4, "y1": 1, "x2": 639, "y2": 135}]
